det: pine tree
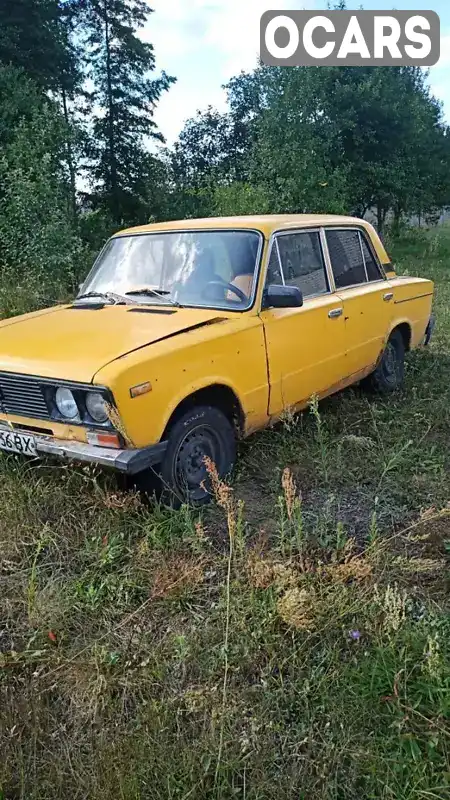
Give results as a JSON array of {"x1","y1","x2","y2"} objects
[
  {"x1": 0, "y1": 0, "x2": 83, "y2": 220},
  {"x1": 0, "y1": 0, "x2": 68, "y2": 89},
  {"x1": 83, "y1": 0, "x2": 175, "y2": 223},
  {"x1": 57, "y1": 0, "x2": 87, "y2": 221}
]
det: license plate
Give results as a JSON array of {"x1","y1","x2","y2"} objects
[{"x1": 0, "y1": 429, "x2": 37, "y2": 456}]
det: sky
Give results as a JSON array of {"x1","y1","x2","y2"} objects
[{"x1": 142, "y1": 0, "x2": 450, "y2": 147}]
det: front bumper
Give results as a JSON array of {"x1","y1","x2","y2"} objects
[{"x1": 0, "y1": 428, "x2": 168, "y2": 475}]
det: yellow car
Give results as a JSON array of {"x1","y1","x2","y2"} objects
[{"x1": 0, "y1": 215, "x2": 434, "y2": 504}]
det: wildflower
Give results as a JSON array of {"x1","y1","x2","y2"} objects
[
  {"x1": 423, "y1": 632, "x2": 443, "y2": 681},
  {"x1": 349, "y1": 629, "x2": 361, "y2": 641},
  {"x1": 374, "y1": 583, "x2": 407, "y2": 634}
]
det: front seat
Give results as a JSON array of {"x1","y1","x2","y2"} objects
[{"x1": 228, "y1": 272, "x2": 253, "y2": 299}]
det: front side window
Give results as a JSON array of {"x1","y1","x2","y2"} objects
[
  {"x1": 326, "y1": 229, "x2": 367, "y2": 289},
  {"x1": 267, "y1": 231, "x2": 328, "y2": 298},
  {"x1": 79, "y1": 230, "x2": 261, "y2": 311}
]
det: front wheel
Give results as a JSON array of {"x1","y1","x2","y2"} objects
[
  {"x1": 160, "y1": 405, "x2": 236, "y2": 507},
  {"x1": 365, "y1": 330, "x2": 405, "y2": 393}
]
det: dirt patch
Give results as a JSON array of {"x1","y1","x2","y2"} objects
[
  {"x1": 301, "y1": 486, "x2": 410, "y2": 543},
  {"x1": 205, "y1": 478, "x2": 406, "y2": 547},
  {"x1": 235, "y1": 479, "x2": 278, "y2": 533}
]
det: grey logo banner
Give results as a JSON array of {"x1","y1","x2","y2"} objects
[{"x1": 260, "y1": 10, "x2": 440, "y2": 67}]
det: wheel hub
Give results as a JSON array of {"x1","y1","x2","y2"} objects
[{"x1": 185, "y1": 442, "x2": 208, "y2": 474}]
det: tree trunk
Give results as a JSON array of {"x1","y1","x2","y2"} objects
[
  {"x1": 392, "y1": 205, "x2": 402, "y2": 237},
  {"x1": 377, "y1": 205, "x2": 387, "y2": 235},
  {"x1": 359, "y1": 204, "x2": 369, "y2": 219},
  {"x1": 62, "y1": 86, "x2": 77, "y2": 223},
  {"x1": 104, "y1": 0, "x2": 119, "y2": 222}
]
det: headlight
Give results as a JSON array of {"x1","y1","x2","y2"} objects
[
  {"x1": 55, "y1": 387, "x2": 79, "y2": 419},
  {"x1": 86, "y1": 391, "x2": 108, "y2": 423}
]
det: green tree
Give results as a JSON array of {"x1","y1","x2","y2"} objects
[
  {"x1": 0, "y1": 0, "x2": 73, "y2": 90},
  {"x1": 223, "y1": 65, "x2": 450, "y2": 228},
  {"x1": 167, "y1": 105, "x2": 257, "y2": 219},
  {"x1": 308, "y1": 66, "x2": 449, "y2": 229},
  {"x1": 212, "y1": 182, "x2": 270, "y2": 216},
  {"x1": 0, "y1": 65, "x2": 87, "y2": 315},
  {"x1": 83, "y1": 0, "x2": 175, "y2": 224},
  {"x1": 0, "y1": 64, "x2": 43, "y2": 151},
  {"x1": 172, "y1": 107, "x2": 250, "y2": 189},
  {"x1": 57, "y1": 0, "x2": 89, "y2": 221},
  {"x1": 230, "y1": 67, "x2": 350, "y2": 214},
  {"x1": 0, "y1": 0, "x2": 87, "y2": 221}
]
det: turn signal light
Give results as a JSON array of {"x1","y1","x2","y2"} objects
[
  {"x1": 130, "y1": 381, "x2": 152, "y2": 398},
  {"x1": 87, "y1": 431, "x2": 121, "y2": 449}
]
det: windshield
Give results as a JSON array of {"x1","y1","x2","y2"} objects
[{"x1": 80, "y1": 230, "x2": 261, "y2": 311}]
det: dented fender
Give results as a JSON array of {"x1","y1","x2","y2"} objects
[{"x1": 95, "y1": 313, "x2": 270, "y2": 448}]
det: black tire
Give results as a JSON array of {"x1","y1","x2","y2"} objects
[
  {"x1": 159, "y1": 405, "x2": 236, "y2": 507},
  {"x1": 366, "y1": 330, "x2": 405, "y2": 393}
]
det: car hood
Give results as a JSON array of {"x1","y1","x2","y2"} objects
[{"x1": 0, "y1": 304, "x2": 227, "y2": 383}]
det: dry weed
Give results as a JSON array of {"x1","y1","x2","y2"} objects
[
  {"x1": 279, "y1": 405, "x2": 297, "y2": 431},
  {"x1": 151, "y1": 556, "x2": 205, "y2": 599},
  {"x1": 204, "y1": 456, "x2": 238, "y2": 541},
  {"x1": 246, "y1": 552, "x2": 299, "y2": 591},
  {"x1": 326, "y1": 556, "x2": 373, "y2": 584},
  {"x1": 246, "y1": 554, "x2": 276, "y2": 589},
  {"x1": 102, "y1": 490, "x2": 142, "y2": 511},
  {"x1": 182, "y1": 685, "x2": 220, "y2": 713},
  {"x1": 105, "y1": 403, "x2": 134, "y2": 447},
  {"x1": 194, "y1": 519, "x2": 207, "y2": 544},
  {"x1": 374, "y1": 583, "x2": 408, "y2": 634},
  {"x1": 272, "y1": 562, "x2": 299, "y2": 589},
  {"x1": 393, "y1": 555, "x2": 446, "y2": 575},
  {"x1": 281, "y1": 467, "x2": 297, "y2": 520},
  {"x1": 277, "y1": 586, "x2": 317, "y2": 631},
  {"x1": 59, "y1": 661, "x2": 110, "y2": 722},
  {"x1": 423, "y1": 632, "x2": 444, "y2": 682}
]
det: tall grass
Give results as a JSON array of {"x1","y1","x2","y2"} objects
[{"x1": 1, "y1": 226, "x2": 450, "y2": 798}]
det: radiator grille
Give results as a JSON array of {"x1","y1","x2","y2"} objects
[{"x1": 0, "y1": 373, "x2": 50, "y2": 420}]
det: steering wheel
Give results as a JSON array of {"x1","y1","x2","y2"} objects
[{"x1": 201, "y1": 280, "x2": 248, "y2": 303}]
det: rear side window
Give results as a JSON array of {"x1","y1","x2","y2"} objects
[
  {"x1": 275, "y1": 231, "x2": 328, "y2": 297},
  {"x1": 326, "y1": 229, "x2": 367, "y2": 288},
  {"x1": 361, "y1": 235, "x2": 383, "y2": 281}
]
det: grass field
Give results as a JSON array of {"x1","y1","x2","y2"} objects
[{"x1": 0, "y1": 226, "x2": 449, "y2": 799}]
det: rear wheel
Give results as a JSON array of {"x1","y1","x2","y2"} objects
[
  {"x1": 366, "y1": 330, "x2": 405, "y2": 393},
  {"x1": 159, "y1": 405, "x2": 236, "y2": 507}
]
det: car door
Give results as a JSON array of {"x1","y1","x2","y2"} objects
[
  {"x1": 259, "y1": 228, "x2": 347, "y2": 417},
  {"x1": 324, "y1": 227, "x2": 394, "y2": 377}
]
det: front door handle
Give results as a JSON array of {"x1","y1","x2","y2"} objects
[
  {"x1": 328, "y1": 307, "x2": 343, "y2": 318},
  {"x1": 383, "y1": 292, "x2": 394, "y2": 301}
]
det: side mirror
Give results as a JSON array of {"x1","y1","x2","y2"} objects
[{"x1": 263, "y1": 284, "x2": 303, "y2": 309}]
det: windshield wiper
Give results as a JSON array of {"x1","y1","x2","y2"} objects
[
  {"x1": 75, "y1": 291, "x2": 110, "y2": 301},
  {"x1": 74, "y1": 291, "x2": 135, "y2": 305},
  {"x1": 125, "y1": 288, "x2": 180, "y2": 306}
]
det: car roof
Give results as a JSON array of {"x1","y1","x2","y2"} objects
[{"x1": 115, "y1": 214, "x2": 374, "y2": 239}]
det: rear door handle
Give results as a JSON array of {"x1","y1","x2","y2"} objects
[
  {"x1": 328, "y1": 307, "x2": 343, "y2": 318},
  {"x1": 383, "y1": 292, "x2": 394, "y2": 301}
]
